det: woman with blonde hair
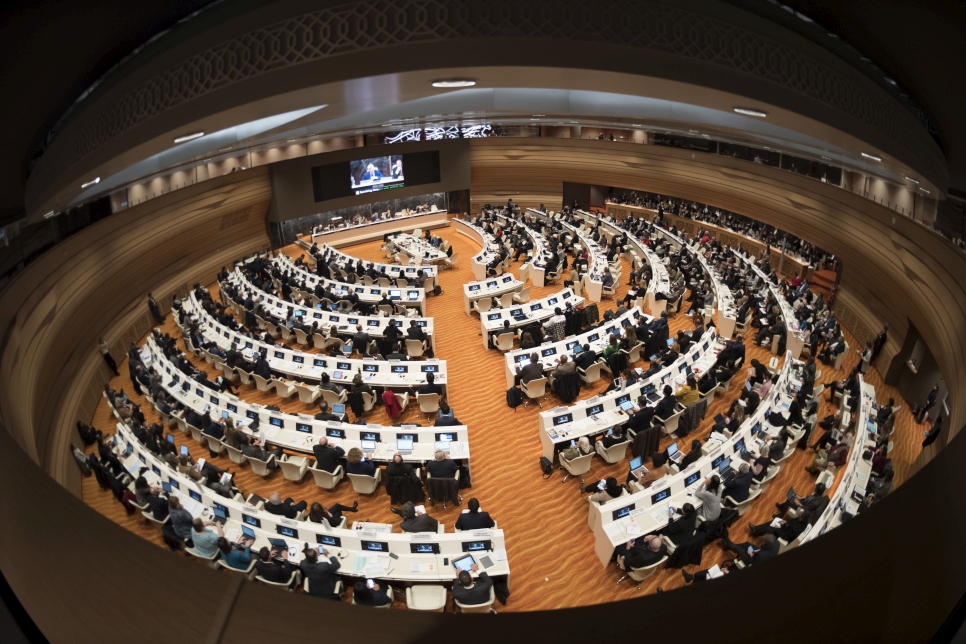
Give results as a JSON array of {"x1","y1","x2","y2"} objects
[{"x1": 345, "y1": 446, "x2": 376, "y2": 476}]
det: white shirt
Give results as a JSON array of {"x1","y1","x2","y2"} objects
[{"x1": 99, "y1": 341, "x2": 110, "y2": 356}]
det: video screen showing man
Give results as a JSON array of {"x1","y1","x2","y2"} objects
[{"x1": 350, "y1": 156, "x2": 404, "y2": 193}]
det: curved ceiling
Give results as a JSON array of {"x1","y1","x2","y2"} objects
[{"x1": 4, "y1": 0, "x2": 957, "y2": 225}]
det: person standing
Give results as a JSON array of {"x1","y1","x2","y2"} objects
[
  {"x1": 147, "y1": 292, "x2": 164, "y2": 324},
  {"x1": 858, "y1": 341, "x2": 873, "y2": 375},
  {"x1": 99, "y1": 338, "x2": 119, "y2": 376},
  {"x1": 917, "y1": 385, "x2": 940, "y2": 424},
  {"x1": 870, "y1": 324, "x2": 888, "y2": 364}
]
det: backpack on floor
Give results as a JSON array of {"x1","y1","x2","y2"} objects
[
  {"x1": 506, "y1": 386, "x2": 523, "y2": 409},
  {"x1": 539, "y1": 456, "x2": 554, "y2": 479},
  {"x1": 432, "y1": 284, "x2": 443, "y2": 296}
]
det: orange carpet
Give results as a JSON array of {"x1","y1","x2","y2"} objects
[{"x1": 82, "y1": 225, "x2": 922, "y2": 611}]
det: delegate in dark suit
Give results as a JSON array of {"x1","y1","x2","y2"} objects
[
  {"x1": 300, "y1": 554, "x2": 342, "y2": 599},
  {"x1": 313, "y1": 443, "x2": 345, "y2": 473},
  {"x1": 452, "y1": 572, "x2": 493, "y2": 606}
]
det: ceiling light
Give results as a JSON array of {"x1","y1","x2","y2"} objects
[
  {"x1": 287, "y1": 139, "x2": 298, "y2": 143},
  {"x1": 43, "y1": 210, "x2": 57, "y2": 219},
  {"x1": 689, "y1": 130, "x2": 699, "y2": 134},
  {"x1": 530, "y1": 118, "x2": 541, "y2": 121},
  {"x1": 821, "y1": 156, "x2": 832, "y2": 161},
  {"x1": 532, "y1": 114, "x2": 545, "y2": 117},
  {"x1": 431, "y1": 78, "x2": 476, "y2": 88},
  {"x1": 861, "y1": 152, "x2": 882, "y2": 162},
  {"x1": 80, "y1": 177, "x2": 100, "y2": 189},
  {"x1": 173, "y1": 131, "x2": 204, "y2": 143},
  {"x1": 632, "y1": 124, "x2": 642, "y2": 127},
  {"x1": 905, "y1": 177, "x2": 920, "y2": 184},
  {"x1": 734, "y1": 107, "x2": 768, "y2": 118},
  {"x1": 921, "y1": 188, "x2": 931, "y2": 194},
  {"x1": 219, "y1": 147, "x2": 233, "y2": 152},
  {"x1": 569, "y1": 121, "x2": 578, "y2": 124}
]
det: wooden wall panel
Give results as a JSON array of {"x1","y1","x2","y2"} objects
[
  {"x1": 468, "y1": 138, "x2": 966, "y2": 435},
  {"x1": 0, "y1": 168, "x2": 272, "y2": 492}
]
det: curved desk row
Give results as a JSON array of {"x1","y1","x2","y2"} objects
[
  {"x1": 453, "y1": 218, "x2": 502, "y2": 281},
  {"x1": 589, "y1": 355, "x2": 800, "y2": 566},
  {"x1": 110, "y1": 421, "x2": 506, "y2": 585},
  {"x1": 478, "y1": 288, "x2": 584, "y2": 350},
  {"x1": 803, "y1": 377, "x2": 878, "y2": 543},
  {"x1": 536, "y1": 328, "x2": 720, "y2": 440},
  {"x1": 222, "y1": 270, "x2": 436, "y2": 351},
  {"x1": 183, "y1": 294, "x2": 447, "y2": 393},
  {"x1": 502, "y1": 307, "x2": 649, "y2": 390},
  {"x1": 146, "y1": 337, "x2": 469, "y2": 464},
  {"x1": 314, "y1": 242, "x2": 438, "y2": 279},
  {"x1": 273, "y1": 254, "x2": 428, "y2": 316}
]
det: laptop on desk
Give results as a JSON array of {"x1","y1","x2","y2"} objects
[
  {"x1": 397, "y1": 438, "x2": 414, "y2": 454},
  {"x1": 629, "y1": 455, "x2": 648, "y2": 481},
  {"x1": 666, "y1": 441, "x2": 684, "y2": 463}
]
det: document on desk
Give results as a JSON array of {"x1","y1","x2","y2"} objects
[
  {"x1": 624, "y1": 519, "x2": 644, "y2": 537},
  {"x1": 410, "y1": 561, "x2": 437, "y2": 574},
  {"x1": 353, "y1": 555, "x2": 369, "y2": 574},
  {"x1": 365, "y1": 555, "x2": 390, "y2": 575},
  {"x1": 450, "y1": 442, "x2": 468, "y2": 455},
  {"x1": 650, "y1": 502, "x2": 670, "y2": 525},
  {"x1": 264, "y1": 427, "x2": 281, "y2": 441},
  {"x1": 225, "y1": 528, "x2": 240, "y2": 544},
  {"x1": 604, "y1": 522, "x2": 622, "y2": 538},
  {"x1": 494, "y1": 549, "x2": 508, "y2": 562}
]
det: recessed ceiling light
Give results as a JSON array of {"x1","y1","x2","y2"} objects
[
  {"x1": 532, "y1": 114, "x2": 545, "y2": 117},
  {"x1": 861, "y1": 152, "x2": 882, "y2": 162},
  {"x1": 431, "y1": 78, "x2": 476, "y2": 88},
  {"x1": 80, "y1": 177, "x2": 100, "y2": 189},
  {"x1": 173, "y1": 131, "x2": 204, "y2": 143},
  {"x1": 921, "y1": 188, "x2": 931, "y2": 194},
  {"x1": 905, "y1": 176, "x2": 920, "y2": 184},
  {"x1": 632, "y1": 124, "x2": 642, "y2": 127},
  {"x1": 569, "y1": 121, "x2": 578, "y2": 124},
  {"x1": 530, "y1": 118, "x2": 541, "y2": 121},
  {"x1": 287, "y1": 139, "x2": 298, "y2": 143},
  {"x1": 219, "y1": 147, "x2": 233, "y2": 152},
  {"x1": 734, "y1": 107, "x2": 768, "y2": 118},
  {"x1": 43, "y1": 210, "x2": 57, "y2": 219},
  {"x1": 689, "y1": 130, "x2": 699, "y2": 134}
]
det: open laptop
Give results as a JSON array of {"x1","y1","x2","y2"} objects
[
  {"x1": 666, "y1": 441, "x2": 684, "y2": 463},
  {"x1": 361, "y1": 439, "x2": 376, "y2": 451},
  {"x1": 241, "y1": 525, "x2": 256, "y2": 541},
  {"x1": 397, "y1": 437, "x2": 414, "y2": 454},
  {"x1": 629, "y1": 455, "x2": 648, "y2": 481},
  {"x1": 642, "y1": 383, "x2": 661, "y2": 404}
]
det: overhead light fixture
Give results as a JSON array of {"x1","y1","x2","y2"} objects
[
  {"x1": 861, "y1": 152, "x2": 882, "y2": 162},
  {"x1": 821, "y1": 156, "x2": 832, "y2": 161},
  {"x1": 921, "y1": 188, "x2": 931, "y2": 194},
  {"x1": 80, "y1": 177, "x2": 100, "y2": 189},
  {"x1": 431, "y1": 78, "x2": 476, "y2": 88},
  {"x1": 569, "y1": 121, "x2": 578, "y2": 124},
  {"x1": 632, "y1": 124, "x2": 642, "y2": 127},
  {"x1": 287, "y1": 139, "x2": 298, "y2": 143},
  {"x1": 44, "y1": 210, "x2": 57, "y2": 219},
  {"x1": 733, "y1": 107, "x2": 768, "y2": 118},
  {"x1": 532, "y1": 114, "x2": 545, "y2": 117},
  {"x1": 688, "y1": 130, "x2": 699, "y2": 134},
  {"x1": 173, "y1": 131, "x2": 204, "y2": 143},
  {"x1": 905, "y1": 176, "x2": 920, "y2": 184},
  {"x1": 530, "y1": 118, "x2": 541, "y2": 121},
  {"x1": 218, "y1": 147, "x2": 233, "y2": 152}
]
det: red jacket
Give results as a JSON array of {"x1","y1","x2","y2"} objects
[{"x1": 382, "y1": 390, "x2": 402, "y2": 418}]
